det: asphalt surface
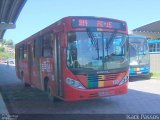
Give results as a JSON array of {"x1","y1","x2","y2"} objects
[{"x1": 0, "y1": 64, "x2": 160, "y2": 115}]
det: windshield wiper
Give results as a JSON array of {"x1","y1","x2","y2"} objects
[
  {"x1": 129, "y1": 42, "x2": 139, "y2": 58},
  {"x1": 105, "y1": 30, "x2": 117, "y2": 56},
  {"x1": 87, "y1": 29, "x2": 100, "y2": 59}
]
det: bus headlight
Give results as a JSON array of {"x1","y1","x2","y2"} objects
[
  {"x1": 66, "y1": 78, "x2": 85, "y2": 89},
  {"x1": 119, "y1": 76, "x2": 129, "y2": 85}
]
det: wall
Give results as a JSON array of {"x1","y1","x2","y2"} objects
[{"x1": 150, "y1": 54, "x2": 160, "y2": 72}]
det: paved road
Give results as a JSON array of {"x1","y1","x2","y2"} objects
[{"x1": 0, "y1": 64, "x2": 160, "y2": 114}]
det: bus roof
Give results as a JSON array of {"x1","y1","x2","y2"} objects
[
  {"x1": 148, "y1": 39, "x2": 160, "y2": 44},
  {"x1": 129, "y1": 35, "x2": 146, "y2": 39},
  {"x1": 16, "y1": 16, "x2": 127, "y2": 46},
  {"x1": 67, "y1": 16, "x2": 126, "y2": 22}
]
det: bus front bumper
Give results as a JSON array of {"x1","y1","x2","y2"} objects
[
  {"x1": 129, "y1": 67, "x2": 150, "y2": 77},
  {"x1": 64, "y1": 82, "x2": 128, "y2": 101}
]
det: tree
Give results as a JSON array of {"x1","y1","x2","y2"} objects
[
  {"x1": 0, "y1": 47, "x2": 4, "y2": 52},
  {"x1": 0, "y1": 39, "x2": 15, "y2": 59},
  {"x1": 5, "y1": 39, "x2": 14, "y2": 46},
  {"x1": 1, "y1": 39, "x2": 14, "y2": 45}
]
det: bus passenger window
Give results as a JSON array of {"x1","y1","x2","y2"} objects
[
  {"x1": 149, "y1": 44, "x2": 156, "y2": 52},
  {"x1": 42, "y1": 34, "x2": 52, "y2": 57},
  {"x1": 34, "y1": 39, "x2": 42, "y2": 58},
  {"x1": 24, "y1": 45, "x2": 27, "y2": 59},
  {"x1": 19, "y1": 44, "x2": 27, "y2": 60},
  {"x1": 19, "y1": 47, "x2": 23, "y2": 60},
  {"x1": 43, "y1": 47, "x2": 51, "y2": 57},
  {"x1": 157, "y1": 43, "x2": 160, "y2": 52}
]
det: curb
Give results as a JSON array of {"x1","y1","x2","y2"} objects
[{"x1": 0, "y1": 92, "x2": 8, "y2": 114}]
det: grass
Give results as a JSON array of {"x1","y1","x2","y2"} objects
[{"x1": 150, "y1": 72, "x2": 160, "y2": 80}]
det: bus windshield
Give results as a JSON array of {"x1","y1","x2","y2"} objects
[
  {"x1": 129, "y1": 37, "x2": 149, "y2": 66},
  {"x1": 67, "y1": 31, "x2": 129, "y2": 74},
  {"x1": 129, "y1": 37, "x2": 148, "y2": 55}
]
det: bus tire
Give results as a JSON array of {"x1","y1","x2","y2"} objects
[
  {"x1": 24, "y1": 82, "x2": 31, "y2": 87},
  {"x1": 21, "y1": 72, "x2": 31, "y2": 88},
  {"x1": 145, "y1": 74, "x2": 150, "y2": 80},
  {"x1": 47, "y1": 82, "x2": 55, "y2": 102}
]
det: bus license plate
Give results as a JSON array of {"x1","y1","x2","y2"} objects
[{"x1": 98, "y1": 91, "x2": 114, "y2": 97}]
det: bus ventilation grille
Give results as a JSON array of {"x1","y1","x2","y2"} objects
[{"x1": 87, "y1": 74, "x2": 118, "y2": 89}]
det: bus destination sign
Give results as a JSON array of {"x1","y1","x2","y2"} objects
[{"x1": 72, "y1": 18, "x2": 126, "y2": 30}]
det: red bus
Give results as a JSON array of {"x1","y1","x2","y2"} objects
[{"x1": 15, "y1": 16, "x2": 129, "y2": 101}]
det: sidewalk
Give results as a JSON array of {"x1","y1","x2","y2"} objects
[{"x1": 0, "y1": 92, "x2": 8, "y2": 114}]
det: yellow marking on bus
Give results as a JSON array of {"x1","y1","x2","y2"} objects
[{"x1": 98, "y1": 81, "x2": 104, "y2": 87}]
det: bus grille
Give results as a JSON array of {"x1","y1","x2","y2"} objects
[{"x1": 87, "y1": 73, "x2": 118, "y2": 89}]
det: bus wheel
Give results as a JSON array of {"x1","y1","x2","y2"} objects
[
  {"x1": 145, "y1": 74, "x2": 151, "y2": 80},
  {"x1": 21, "y1": 74, "x2": 31, "y2": 88},
  {"x1": 47, "y1": 83, "x2": 55, "y2": 102},
  {"x1": 24, "y1": 82, "x2": 31, "y2": 87}
]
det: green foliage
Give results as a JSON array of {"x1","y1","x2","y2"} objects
[
  {"x1": 5, "y1": 39, "x2": 13, "y2": 45},
  {"x1": 150, "y1": 72, "x2": 160, "y2": 80},
  {"x1": 1, "y1": 39, "x2": 14, "y2": 47},
  {"x1": 0, "y1": 47, "x2": 4, "y2": 52},
  {"x1": 0, "y1": 39, "x2": 15, "y2": 59},
  {"x1": 0, "y1": 51, "x2": 14, "y2": 59}
]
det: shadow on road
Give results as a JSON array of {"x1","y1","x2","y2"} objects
[
  {"x1": 0, "y1": 82, "x2": 160, "y2": 114},
  {"x1": 129, "y1": 76, "x2": 150, "y2": 82}
]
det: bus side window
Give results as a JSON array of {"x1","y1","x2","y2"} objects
[
  {"x1": 24, "y1": 44, "x2": 27, "y2": 59},
  {"x1": 19, "y1": 44, "x2": 27, "y2": 60},
  {"x1": 34, "y1": 38, "x2": 42, "y2": 58},
  {"x1": 42, "y1": 33, "x2": 52, "y2": 57},
  {"x1": 149, "y1": 44, "x2": 156, "y2": 52},
  {"x1": 19, "y1": 46, "x2": 23, "y2": 60},
  {"x1": 34, "y1": 39, "x2": 38, "y2": 58},
  {"x1": 157, "y1": 43, "x2": 160, "y2": 52},
  {"x1": 18, "y1": 44, "x2": 27, "y2": 60}
]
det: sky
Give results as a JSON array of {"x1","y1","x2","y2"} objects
[{"x1": 4, "y1": 0, "x2": 160, "y2": 44}]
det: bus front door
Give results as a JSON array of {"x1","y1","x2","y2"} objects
[
  {"x1": 28, "y1": 43, "x2": 38, "y2": 86},
  {"x1": 54, "y1": 33, "x2": 63, "y2": 97},
  {"x1": 27, "y1": 44, "x2": 33, "y2": 85}
]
